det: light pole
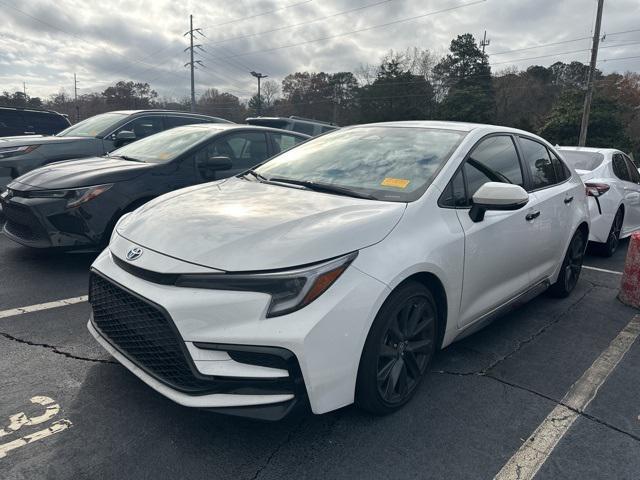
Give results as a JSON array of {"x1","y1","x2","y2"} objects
[{"x1": 250, "y1": 71, "x2": 268, "y2": 116}]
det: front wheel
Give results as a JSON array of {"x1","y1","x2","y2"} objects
[
  {"x1": 355, "y1": 281, "x2": 438, "y2": 415},
  {"x1": 549, "y1": 229, "x2": 586, "y2": 298}
]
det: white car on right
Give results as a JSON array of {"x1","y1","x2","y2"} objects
[{"x1": 558, "y1": 147, "x2": 640, "y2": 256}]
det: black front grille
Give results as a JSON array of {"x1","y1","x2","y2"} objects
[
  {"x1": 89, "y1": 272, "x2": 214, "y2": 393},
  {"x1": 89, "y1": 271, "x2": 303, "y2": 397}
]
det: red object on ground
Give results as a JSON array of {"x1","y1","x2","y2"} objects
[{"x1": 619, "y1": 232, "x2": 640, "y2": 308}]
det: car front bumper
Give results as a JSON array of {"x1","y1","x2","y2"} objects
[
  {"x1": 87, "y1": 237, "x2": 390, "y2": 418},
  {"x1": 0, "y1": 191, "x2": 110, "y2": 248}
]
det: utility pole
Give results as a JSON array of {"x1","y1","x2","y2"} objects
[
  {"x1": 251, "y1": 71, "x2": 268, "y2": 116},
  {"x1": 23, "y1": 82, "x2": 27, "y2": 98},
  {"x1": 480, "y1": 30, "x2": 490, "y2": 54},
  {"x1": 184, "y1": 15, "x2": 203, "y2": 112},
  {"x1": 74, "y1": 73, "x2": 79, "y2": 122},
  {"x1": 579, "y1": 0, "x2": 605, "y2": 146}
]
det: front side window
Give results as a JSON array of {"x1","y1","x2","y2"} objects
[
  {"x1": 623, "y1": 155, "x2": 640, "y2": 183},
  {"x1": 520, "y1": 137, "x2": 557, "y2": 190},
  {"x1": 108, "y1": 125, "x2": 215, "y2": 163},
  {"x1": 194, "y1": 131, "x2": 270, "y2": 180},
  {"x1": 464, "y1": 135, "x2": 523, "y2": 200},
  {"x1": 165, "y1": 116, "x2": 210, "y2": 128},
  {"x1": 255, "y1": 126, "x2": 467, "y2": 202},
  {"x1": 114, "y1": 116, "x2": 163, "y2": 140},
  {"x1": 57, "y1": 112, "x2": 127, "y2": 137},
  {"x1": 292, "y1": 122, "x2": 315, "y2": 136},
  {"x1": 612, "y1": 154, "x2": 632, "y2": 182},
  {"x1": 439, "y1": 169, "x2": 467, "y2": 207}
]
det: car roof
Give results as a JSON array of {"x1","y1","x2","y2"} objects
[
  {"x1": 177, "y1": 123, "x2": 311, "y2": 137},
  {"x1": 346, "y1": 120, "x2": 544, "y2": 136},
  {"x1": 0, "y1": 105, "x2": 65, "y2": 116}
]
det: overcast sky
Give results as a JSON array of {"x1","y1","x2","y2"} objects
[{"x1": 1, "y1": 0, "x2": 639, "y2": 102}]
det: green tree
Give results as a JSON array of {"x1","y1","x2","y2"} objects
[
  {"x1": 539, "y1": 89, "x2": 631, "y2": 149},
  {"x1": 433, "y1": 34, "x2": 495, "y2": 123},
  {"x1": 102, "y1": 81, "x2": 158, "y2": 109}
]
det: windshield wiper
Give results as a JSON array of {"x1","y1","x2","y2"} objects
[
  {"x1": 242, "y1": 169, "x2": 268, "y2": 182},
  {"x1": 108, "y1": 154, "x2": 143, "y2": 163},
  {"x1": 267, "y1": 177, "x2": 377, "y2": 200}
]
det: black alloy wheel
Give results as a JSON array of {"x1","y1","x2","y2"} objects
[
  {"x1": 356, "y1": 282, "x2": 437, "y2": 414},
  {"x1": 549, "y1": 229, "x2": 586, "y2": 298},
  {"x1": 602, "y1": 209, "x2": 623, "y2": 257}
]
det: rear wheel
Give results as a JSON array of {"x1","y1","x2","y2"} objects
[
  {"x1": 596, "y1": 208, "x2": 623, "y2": 257},
  {"x1": 549, "y1": 229, "x2": 586, "y2": 298},
  {"x1": 356, "y1": 281, "x2": 437, "y2": 415}
]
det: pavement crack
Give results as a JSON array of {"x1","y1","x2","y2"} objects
[
  {"x1": 0, "y1": 331, "x2": 118, "y2": 365},
  {"x1": 480, "y1": 285, "x2": 596, "y2": 375},
  {"x1": 249, "y1": 416, "x2": 308, "y2": 480}
]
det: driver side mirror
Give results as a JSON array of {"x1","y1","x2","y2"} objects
[
  {"x1": 202, "y1": 156, "x2": 233, "y2": 171},
  {"x1": 114, "y1": 130, "x2": 136, "y2": 147},
  {"x1": 469, "y1": 182, "x2": 529, "y2": 223}
]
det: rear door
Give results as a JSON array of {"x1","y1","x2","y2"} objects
[
  {"x1": 517, "y1": 136, "x2": 578, "y2": 282},
  {"x1": 450, "y1": 134, "x2": 539, "y2": 327},
  {"x1": 621, "y1": 153, "x2": 640, "y2": 232}
]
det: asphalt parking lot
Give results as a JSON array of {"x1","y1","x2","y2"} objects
[{"x1": 1, "y1": 234, "x2": 639, "y2": 480}]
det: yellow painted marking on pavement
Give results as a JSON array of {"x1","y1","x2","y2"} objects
[
  {"x1": 0, "y1": 296, "x2": 88, "y2": 319},
  {"x1": 0, "y1": 396, "x2": 71, "y2": 459},
  {"x1": 0, "y1": 420, "x2": 72, "y2": 459},
  {"x1": 494, "y1": 315, "x2": 640, "y2": 480}
]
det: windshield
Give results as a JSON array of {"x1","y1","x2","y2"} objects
[
  {"x1": 108, "y1": 125, "x2": 217, "y2": 163},
  {"x1": 255, "y1": 126, "x2": 466, "y2": 202},
  {"x1": 56, "y1": 112, "x2": 127, "y2": 137},
  {"x1": 560, "y1": 150, "x2": 605, "y2": 171}
]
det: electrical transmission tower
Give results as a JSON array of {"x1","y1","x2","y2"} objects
[
  {"x1": 184, "y1": 15, "x2": 204, "y2": 112},
  {"x1": 480, "y1": 30, "x2": 490, "y2": 54}
]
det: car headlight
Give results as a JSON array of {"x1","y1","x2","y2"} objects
[
  {"x1": 0, "y1": 145, "x2": 40, "y2": 159},
  {"x1": 28, "y1": 184, "x2": 113, "y2": 208},
  {"x1": 175, "y1": 252, "x2": 358, "y2": 317}
]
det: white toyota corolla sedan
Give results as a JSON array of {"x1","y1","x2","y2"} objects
[
  {"x1": 88, "y1": 121, "x2": 589, "y2": 420},
  {"x1": 558, "y1": 147, "x2": 640, "y2": 256}
]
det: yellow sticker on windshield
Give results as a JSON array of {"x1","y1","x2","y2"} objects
[
  {"x1": 158, "y1": 152, "x2": 170, "y2": 160},
  {"x1": 381, "y1": 177, "x2": 410, "y2": 189}
]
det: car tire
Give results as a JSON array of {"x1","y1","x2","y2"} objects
[
  {"x1": 596, "y1": 208, "x2": 623, "y2": 258},
  {"x1": 549, "y1": 228, "x2": 586, "y2": 298},
  {"x1": 355, "y1": 281, "x2": 438, "y2": 415}
]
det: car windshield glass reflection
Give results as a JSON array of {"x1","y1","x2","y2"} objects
[
  {"x1": 109, "y1": 126, "x2": 218, "y2": 164},
  {"x1": 57, "y1": 112, "x2": 127, "y2": 137},
  {"x1": 255, "y1": 126, "x2": 466, "y2": 202}
]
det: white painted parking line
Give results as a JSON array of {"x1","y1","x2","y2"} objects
[
  {"x1": 583, "y1": 265, "x2": 623, "y2": 275},
  {"x1": 0, "y1": 296, "x2": 88, "y2": 320},
  {"x1": 494, "y1": 315, "x2": 640, "y2": 480}
]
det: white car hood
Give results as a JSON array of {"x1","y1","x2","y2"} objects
[{"x1": 116, "y1": 178, "x2": 406, "y2": 271}]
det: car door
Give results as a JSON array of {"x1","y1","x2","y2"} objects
[
  {"x1": 621, "y1": 153, "x2": 640, "y2": 232},
  {"x1": 450, "y1": 134, "x2": 540, "y2": 328},
  {"x1": 194, "y1": 131, "x2": 271, "y2": 182},
  {"x1": 517, "y1": 136, "x2": 577, "y2": 282}
]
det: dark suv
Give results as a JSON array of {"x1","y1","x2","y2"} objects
[
  {"x1": 0, "y1": 106, "x2": 71, "y2": 137},
  {"x1": 0, "y1": 109, "x2": 231, "y2": 190}
]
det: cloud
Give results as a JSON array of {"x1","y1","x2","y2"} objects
[{"x1": 0, "y1": 0, "x2": 638, "y2": 101}]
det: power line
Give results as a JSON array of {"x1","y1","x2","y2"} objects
[
  {"x1": 204, "y1": 0, "x2": 487, "y2": 61},
  {"x1": 203, "y1": 0, "x2": 397, "y2": 47},
  {"x1": 201, "y1": 0, "x2": 313, "y2": 28},
  {"x1": 490, "y1": 41, "x2": 640, "y2": 66}
]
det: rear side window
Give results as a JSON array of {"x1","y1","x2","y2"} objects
[
  {"x1": 0, "y1": 109, "x2": 26, "y2": 135},
  {"x1": 464, "y1": 135, "x2": 523, "y2": 200},
  {"x1": 165, "y1": 116, "x2": 210, "y2": 128},
  {"x1": 34, "y1": 113, "x2": 69, "y2": 134},
  {"x1": 520, "y1": 137, "x2": 557, "y2": 189},
  {"x1": 272, "y1": 132, "x2": 305, "y2": 153},
  {"x1": 612, "y1": 154, "x2": 632, "y2": 182},
  {"x1": 292, "y1": 122, "x2": 315, "y2": 136}
]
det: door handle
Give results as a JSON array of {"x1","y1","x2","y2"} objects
[
  {"x1": 526, "y1": 211, "x2": 541, "y2": 221},
  {"x1": 564, "y1": 196, "x2": 574, "y2": 204}
]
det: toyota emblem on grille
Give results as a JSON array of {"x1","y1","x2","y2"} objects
[{"x1": 126, "y1": 247, "x2": 143, "y2": 261}]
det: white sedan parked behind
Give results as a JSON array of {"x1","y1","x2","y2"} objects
[
  {"x1": 88, "y1": 122, "x2": 589, "y2": 420},
  {"x1": 559, "y1": 147, "x2": 640, "y2": 256}
]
